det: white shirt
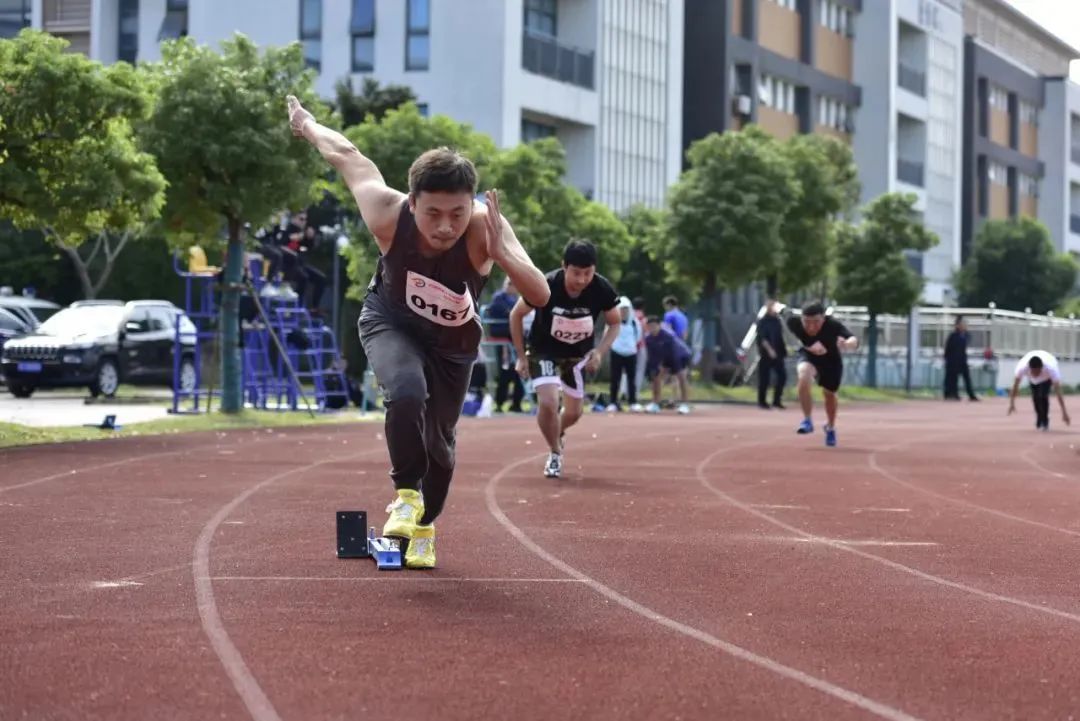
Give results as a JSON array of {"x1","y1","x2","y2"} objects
[{"x1": 1015, "y1": 350, "x2": 1060, "y2": 385}]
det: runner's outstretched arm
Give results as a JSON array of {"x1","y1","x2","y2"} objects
[{"x1": 481, "y1": 190, "x2": 549, "y2": 308}]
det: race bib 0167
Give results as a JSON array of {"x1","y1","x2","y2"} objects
[
  {"x1": 551, "y1": 313, "x2": 594, "y2": 344},
  {"x1": 405, "y1": 270, "x2": 475, "y2": 327}
]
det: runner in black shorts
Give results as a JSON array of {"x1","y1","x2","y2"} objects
[
  {"x1": 786, "y1": 301, "x2": 859, "y2": 447},
  {"x1": 509, "y1": 240, "x2": 621, "y2": 478}
]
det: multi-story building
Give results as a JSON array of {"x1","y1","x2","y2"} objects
[
  {"x1": 1, "y1": 0, "x2": 684, "y2": 214},
  {"x1": 960, "y1": 0, "x2": 1080, "y2": 264},
  {"x1": 853, "y1": 0, "x2": 964, "y2": 306},
  {"x1": 683, "y1": 0, "x2": 861, "y2": 148}
]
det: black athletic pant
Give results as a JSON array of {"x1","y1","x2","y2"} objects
[
  {"x1": 758, "y1": 356, "x2": 786, "y2": 406},
  {"x1": 1032, "y1": 381, "x2": 1051, "y2": 428},
  {"x1": 493, "y1": 344, "x2": 524, "y2": 411},
  {"x1": 609, "y1": 352, "x2": 637, "y2": 406},
  {"x1": 359, "y1": 323, "x2": 473, "y2": 525},
  {"x1": 944, "y1": 363, "x2": 977, "y2": 400}
]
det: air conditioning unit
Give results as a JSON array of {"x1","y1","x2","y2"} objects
[{"x1": 734, "y1": 94, "x2": 752, "y2": 116}]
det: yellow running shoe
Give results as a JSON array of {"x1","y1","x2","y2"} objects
[
  {"x1": 383, "y1": 489, "x2": 424, "y2": 539},
  {"x1": 405, "y1": 524, "x2": 435, "y2": 569}
]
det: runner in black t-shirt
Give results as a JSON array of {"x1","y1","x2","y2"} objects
[
  {"x1": 509, "y1": 240, "x2": 621, "y2": 478},
  {"x1": 785, "y1": 301, "x2": 859, "y2": 447}
]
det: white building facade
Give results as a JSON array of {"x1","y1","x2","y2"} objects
[
  {"x1": 8, "y1": 0, "x2": 683, "y2": 212},
  {"x1": 853, "y1": 0, "x2": 965, "y2": 306}
]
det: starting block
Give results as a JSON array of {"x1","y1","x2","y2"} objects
[{"x1": 335, "y1": 510, "x2": 404, "y2": 570}]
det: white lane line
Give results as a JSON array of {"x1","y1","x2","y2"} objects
[
  {"x1": 487, "y1": 445, "x2": 924, "y2": 721},
  {"x1": 210, "y1": 576, "x2": 586, "y2": 583},
  {"x1": 699, "y1": 449, "x2": 1080, "y2": 626},
  {"x1": 749, "y1": 503, "x2": 812, "y2": 510}
]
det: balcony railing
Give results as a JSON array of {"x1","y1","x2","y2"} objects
[
  {"x1": 1071, "y1": 214, "x2": 1080, "y2": 234},
  {"x1": 897, "y1": 158, "x2": 925, "y2": 187},
  {"x1": 898, "y1": 61, "x2": 926, "y2": 97},
  {"x1": 522, "y1": 30, "x2": 595, "y2": 90}
]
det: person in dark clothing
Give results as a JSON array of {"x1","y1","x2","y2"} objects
[
  {"x1": 943, "y1": 316, "x2": 979, "y2": 401},
  {"x1": 485, "y1": 277, "x2": 525, "y2": 412},
  {"x1": 644, "y1": 316, "x2": 692, "y2": 415},
  {"x1": 755, "y1": 299, "x2": 787, "y2": 409},
  {"x1": 289, "y1": 95, "x2": 549, "y2": 568},
  {"x1": 786, "y1": 301, "x2": 859, "y2": 448}
]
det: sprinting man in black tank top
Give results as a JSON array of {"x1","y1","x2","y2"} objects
[{"x1": 288, "y1": 96, "x2": 549, "y2": 568}]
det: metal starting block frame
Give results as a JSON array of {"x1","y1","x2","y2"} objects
[{"x1": 336, "y1": 510, "x2": 404, "y2": 571}]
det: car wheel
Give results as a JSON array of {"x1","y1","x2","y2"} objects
[
  {"x1": 9, "y1": 382, "x2": 34, "y2": 399},
  {"x1": 91, "y1": 358, "x2": 120, "y2": 398},
  {"x1": 178, "y1": 357, "x2": 197, "y2": 393}
]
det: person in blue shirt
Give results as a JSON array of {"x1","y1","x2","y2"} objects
[
  {"x1": 662, "y1": 295, "x2": 689, "y2": 341},
  {"x1": 644, "y1": 316, "x2": 691, "y2": 414},
  {"x1": 484, "y1": 277, "x2": 524, "y2": 412}
]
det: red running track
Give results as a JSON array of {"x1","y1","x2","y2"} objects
[{"x1": 3, "y1": 400, "x2": 1080, "y2": 720}]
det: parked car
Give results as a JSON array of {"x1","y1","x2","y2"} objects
[
  {"x1": 0, "y1": 307, "x2": 32, "y2": 385},
  {"x1": 0, "y1": 296, "x2": 61, "y2": 330},
  {"x1": 0, "y1": 300, "x2": 198, "y2": 399}
]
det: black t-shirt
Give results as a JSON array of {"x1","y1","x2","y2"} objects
[
  {"x1": 527, "y1": 269, "x2": 619, "y2": 359},
  {"x1": 786, "y1": 315, "x2": 852, "y2": 366}
]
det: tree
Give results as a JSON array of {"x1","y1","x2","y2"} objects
[
  {"x1": 0, "y1": 30, "x2": 166, "y2": 298},
  {"x1": 774, "y1": 133, "x2": 859, "y2": 294},
  {"x1": 334, "y1": 77, "x2": 417, "y2": 128},
  {"x1": 956, "y1": 217, "x2": 1077, "y2": 313},
  {"x1": 487, "y1": 138, "x2": 631, "y2": 281},
  {"x1": 618, "y1": 204, "x2": 696, "y2": 314},
  {"x1": 140, "y1": 35, "x2": 330, "y2": 412},
  {"x1": 664, "y1": 126, "x2": 798, "y2": 377},
  {"x1": 834, "y1": 193, "x2": 938, "y2": 386}
]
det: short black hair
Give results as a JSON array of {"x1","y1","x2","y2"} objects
[
  {"x1": 408, "y1": 147, "x2": 478, "y2": 196},
  {"x1": 955, "y1": 315, "x2": 965, "y2": 327},
  {"x1": 1029, "y1": 355, "x2": 1044, "y2": 370},
  {"x1": 632, "y1": 296, "x2": 646, "y2": 310},
  {"x1": 663, "y1": 295, "x2": 679, "y2": 307},
  {"x1": 563, "y1": 239, "x2": 597, "y2": 268},
  {"x1": 646, "y1": 315, "x2": 661, "y2": 325},
  {"x1": 802, "y1": 301, "x2": 826, "y2": 317}
]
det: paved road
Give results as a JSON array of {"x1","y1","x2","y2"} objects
[{"x1": 0, "y1": 389, "x2": 171, "y2": 427}]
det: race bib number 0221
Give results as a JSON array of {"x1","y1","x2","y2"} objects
[
  {"x1": 551, "y1": 313, "x2": 594, "y2": 344},
  {"x1": 405, "y1": 270, "x2": 475, "y2": 327}
]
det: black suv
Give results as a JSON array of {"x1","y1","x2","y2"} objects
[{"x1": 1, "y1": 300, "x2": 198, "y2": 398}]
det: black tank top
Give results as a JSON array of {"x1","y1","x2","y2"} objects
[{"x1": 361, "y1": 201, "x2": 488, "y2": 361}]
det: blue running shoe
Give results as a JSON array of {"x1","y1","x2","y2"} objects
[
  {"x1": 824, "y1": 425, "x2": 837, "y2": 447},
  {"x1": 796, "y1": 419, "x2": 814, "y2": 434}
]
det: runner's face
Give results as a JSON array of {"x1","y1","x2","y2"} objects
[
  {"x1": 562, "y1": 263, "x2": 595, "y2": 296},
  {"x1": 410, "y1": 191, "x2": 474, "y2": 251},
  {"x1": 801, "y1": 314, "x2": 824, "y2": 335}
]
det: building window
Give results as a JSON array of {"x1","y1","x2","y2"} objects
[
  {"x1": 1019, "y1": 173, "x2": 1039, "y2": 198},
  {"x1": 300, "y1": 0, "x2": 321, "y2": 71},
  {"x1": 351, "y1": 0, "x2": 374, "y2": 72},
  {"x1": 522, "y1": 118, "x2": 557, "y2": 143},
  {"x1": 1019, "y1": 99, "x2": 1039, "y2": 126},
  {"x1": 406, "y1": 0, "x2": 429, "y2": 70},
  {"x1": 759, "y1": 74, "x2": 797, "y2": 114},
  {"x1": 524, "y1": 0, "x2": 556, "y2": 37},
  {"x1": 988, "y1": 85, "x2": 1009, "y2": 111},
  {"x1": 158, "y1": 0, "x2": 188, "y2": 41},
  {"x1": 987, "y1": 161, "x2": 1008, "y2": 185},
  {"x1": 770, "y1": 0, "x2": 797, "y2": 10},
  {"x1": 818, "y1": 0, "x2": 852, "y2": 36},
  {"x1": 817, "y1": 95, "x2": 853, "y2": 132},
  {"x1": 0, "y1": 0, "x2": 31, "y2": 39},
  {"x1": 416, "y1": 103, "x2": 429, "y2": 117},
  {"x1": 117, "y1": 0, "x2": 138, "y2": 63}
]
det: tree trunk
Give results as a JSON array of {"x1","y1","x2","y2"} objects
[
  {"x1": 221, "y1": 219, "x2": 245, "y2": 413},
  {"x1": 56, "y1": 232, "x2": 133, "y2": 300},
  {"x1": 866, "y1": 311, "x2": 878, "y2": 388}
]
